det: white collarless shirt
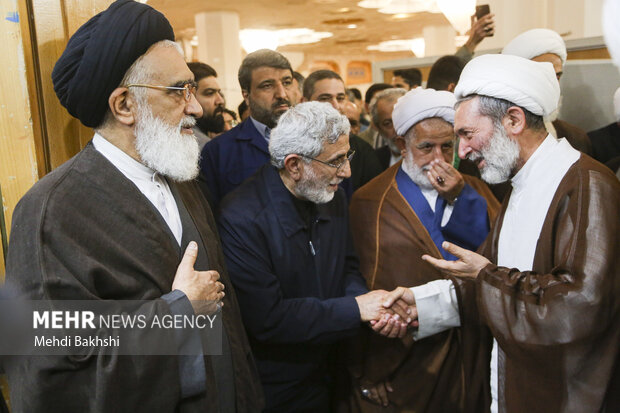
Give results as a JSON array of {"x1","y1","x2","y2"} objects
[
  {"x1": 410, "y1": 136, "x2": 580, "y2": 413},
  {"x1": 92, "y1": 133, "x2": 182, "y2": 246}
]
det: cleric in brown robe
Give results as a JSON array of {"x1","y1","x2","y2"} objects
[
  {"x1": 3, "y1": 1, "x2": 263, "y2": 412},
  {"x1": 347, "y1": 88, "x2": 499, "y2": 412},
  {"x1": 388, "y1": 54, "x2": 619, "y2": 413}
]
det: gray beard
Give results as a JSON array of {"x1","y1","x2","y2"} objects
[
  {"x1": 134, "y1": 103, "x2": 200, "y2": 182},
  {"x1": 294, "y1": 164, "x2": 339, "y2": 204},
  {"x1": 467, "y1": 125, "x2": 520, "y2": 184},
  {"x1": 401, "y1": 152, "x2": 433, "y2": 190}
]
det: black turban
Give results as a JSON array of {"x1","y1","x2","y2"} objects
[{"x1": 52, "y1": 0, "x2": 175, "y2": 128}]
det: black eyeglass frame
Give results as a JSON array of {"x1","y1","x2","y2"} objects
[
  {"x1": 298, "y1": 149, "x2": 356, "y2": 172},
  {"x1": 126, "y1": 81, "x2": 198, "y2": 101}
]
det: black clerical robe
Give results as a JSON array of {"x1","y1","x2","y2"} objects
[{"x1": 4, "y1": 142, "x2": 263, "y2": 413}]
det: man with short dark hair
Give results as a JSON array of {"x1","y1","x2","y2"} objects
[
  {"x1": 290, "y1": 71, "x2": 305, "y2": 105},
  {"x1": 200, "y1": 49, "x2": 295, "y2": 208},
  {"x1": 237, "y1": 100, "x2": 249, "y2": 121},
  {"x1": 391, "y1": 68, "x2": 422, "y2": 90},
  {"x1": 3, "y1": 1, "x2": 263, "y2": 412},
  {"x1": 369, "y1": 88, "x2": 407, "y2": 169},
  {"x1": 302, "y1": 70, "x2": 382, "y2": 190},
  {"x1": 426, "y1": 55, "x2": 467, "y2": 92},
  {"x1": 217, "y1": 102, "x2": 413, "y2": 412},
  {"x1": 187, "y1": 61, "x2": 225, "y2": 148},
  {"x1": 358, "y1": 83, "x2": 393, "y2": 146}
]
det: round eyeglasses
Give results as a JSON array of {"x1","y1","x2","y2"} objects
[{"x1": 126, "y1": 81, "x2": 197, "y2": 101}]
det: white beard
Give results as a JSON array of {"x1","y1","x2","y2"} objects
[
  {"x1": 294, "y1": 164, "x2": 341, "y2": 204},
  {"x1": 468, "y1": 125, "x2": 520, "y2": 184},
  {"x1": 134, "y1": 104, "x2": 200, "y2": 182},
  {"x1": 401, "y1": 151, "x2": 433, "y2": 190}
]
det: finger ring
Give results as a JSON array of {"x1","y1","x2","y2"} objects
[
  {"x1": 436, "y1": 176, "x2": 445, "y2": 185},
  {"x1": 361, "y1": 388, "x2": 371, "y2": 398}
]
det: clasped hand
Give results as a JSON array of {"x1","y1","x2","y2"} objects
[{"x1": 355, "y1": 287, "x2": 418, "y2": 339}]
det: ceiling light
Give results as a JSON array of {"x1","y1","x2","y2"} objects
[
  {"x1": 357, "y1": 0, "x2": 391, "y2": 8},
  {"x1": 391, "y1": 13, "x2": 410, "y2": 19},
  {"x1": 436, "y1": 0, "x2": 475, "y2": 34},
  {"x1": 378, "y1": 0, "x2": 441, "y2": 14},
  {"x1": 367, "y1": 38, "x2": 425, "y2": 55},
  {"x1": 277, "y1": 28, "x2": 333, "y2": 46},
  {"x1": 337, "y1": 7, "x2": 351, "y2": 12},
  {"x1": 347, "y1": 24, "x2": 358, "y2": 29},
  {"x1": 239, "y1": 28, "x2": 333, "y2": 53},
  {"x1": 239, "y1": 30, "x2": 279, "y2": 53}
]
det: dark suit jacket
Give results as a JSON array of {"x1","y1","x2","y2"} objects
[
  {"x1": 374, "y1": 145, "x2": 392, "y2": 171},
  {"x1": 588, "y1": 122, "x2": 620, "y2": 164},
  {"x1": 218, "y1": 164, "x2": 368, "y2": 412},
  {"x1": 349, "y1": 134, "x2": 382, "y2": 190},
  {"x1": 553, "y1": 119, "x2": 592, "y2": 155},
  {"x1": 200, "y1": 118, "x2": 270, "y2": 210}
]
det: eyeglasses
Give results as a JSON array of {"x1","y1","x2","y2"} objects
[
  {"x1": 299, "y1": 149, "x2": 355, "y2": 172},
  {"x1": 126, "y1": 81, "x2": 198, "y2": 101}
]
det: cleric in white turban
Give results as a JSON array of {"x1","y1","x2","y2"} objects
[
  {"x1": 502, "y1": 28, "x2": 567, "y2": 65},
  {"x1": 409, "y1": 50, "x2": 620, "y2": 413},
  {"x1": 393, "y1": 87, "x2": 456, "y2": 136},
  {"x1": 346, "y1": 86, "x2": 500, "y2": 413},
  {"x1": 501, "y1": 28, "x2": 594, "y2": 153},
  {"x1": 455, "y1": 54, "x2": 560, "y2": 119}
]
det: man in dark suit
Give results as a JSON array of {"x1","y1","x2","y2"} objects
[
  {"x1": 302, "y1": 70, "x2": 383, "y2": 190},
  {"x1": 218, "y1": 102, "x2": 414, "y2": 412},
  {"x1": 199, "y1": 49, "x2": 295, "y2": 208},
  {"x1": 369, "y1": 88, "x2": 407, "y2": 171}
]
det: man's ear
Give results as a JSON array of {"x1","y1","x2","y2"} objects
[
  {"x1": 283, "y1": 154, "x2": 304, "y2": 181},
  {"x1": 395, "y1": 136, "x2": 407, "y2": 153},
  {"x1": 503, "y1": 106, "x2": 526, "y2": 135},
  {"x1": 447, "y1": 83, "x2": 456, "y2": 92},
  {"x1": 108, "y1": 87, "x2": 135, "y2": 126},
  {"x1": 242, "y1": 89, "x2": 250, "y2": 106}
]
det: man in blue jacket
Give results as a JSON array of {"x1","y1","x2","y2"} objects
[
  {"x1": 199, "y1": 49, "x2": 295, "y2": 209},
  {"x1": 217, "y1": 102, "x2": 413, "y2": 412}
]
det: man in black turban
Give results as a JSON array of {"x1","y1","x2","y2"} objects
[{"x1": 4, "y1": 1, "x2": 263, "y2": 412}]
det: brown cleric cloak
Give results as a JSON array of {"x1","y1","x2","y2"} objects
[
  {"x1": 4, "y1": 142, "x2": 263, "y2": 412},
  {"x1": 347, "y1": 161, "x2": 499, "y2": 412},
  {"x1": 465, "y1": 154, "x2": 620, "y2": 413}
]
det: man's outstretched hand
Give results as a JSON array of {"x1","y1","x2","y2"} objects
[
  {"x1": 422, "y1": 241, "x2": 491, "y2": 278},
  {"x1": 367, "y1": 287, "x2": 418, "y2": 338}
]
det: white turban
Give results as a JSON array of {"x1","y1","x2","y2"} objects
[
  {"x1": 502, "y1": 28, "x2": 567, "y2": 64},
  {"x1": 392, "y1": 88, "x2": 456, "y2": 136},
  {"x1": 454, "y1": 54, "x2": 560, "y2": 117}
]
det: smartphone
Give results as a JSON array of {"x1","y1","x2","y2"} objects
[
  {"x1": 475, "y1": 4, "x2": 492, "y2": 36},
  {"x1": 475, "y1": 4, "x2": 490, "y2": 19}
]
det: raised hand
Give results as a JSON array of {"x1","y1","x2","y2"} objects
[
  {"x1": 464, "y1": 13, "x2": 495, "y2": 52},
  {"x1": 422, "y1": 241, "x2": 491, "y2": 278},
  {"x1": 426, "y1": 159, "x2": 464, "y2": 203}
]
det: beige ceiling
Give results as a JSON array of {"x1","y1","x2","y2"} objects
[{"x1": 149, "y1": 0, "x2": 452, "y2": 60}]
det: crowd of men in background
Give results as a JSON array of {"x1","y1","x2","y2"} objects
[{"x1": 1, "y1": 0, "x2": 618, "y2": 412}]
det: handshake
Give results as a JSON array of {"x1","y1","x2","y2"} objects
[{"x1": 355, "y1": 287, "x2": 417, "y2": 339}]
